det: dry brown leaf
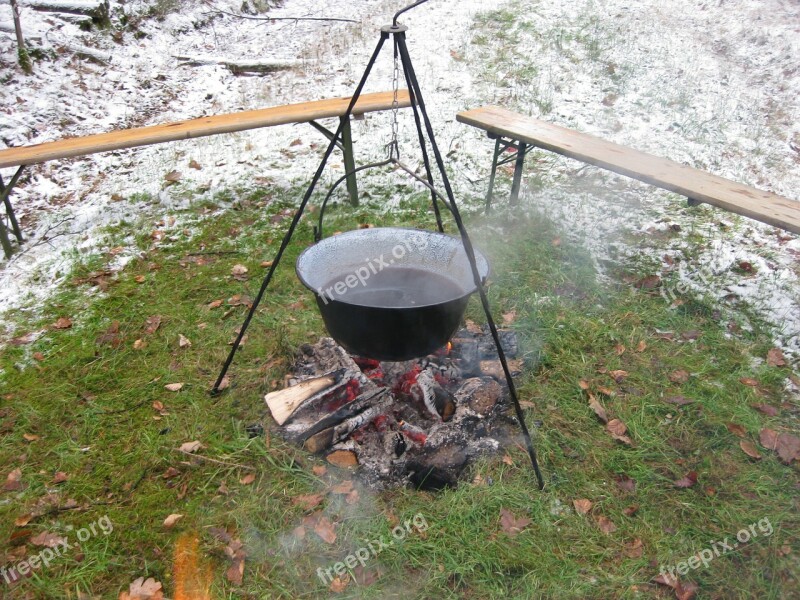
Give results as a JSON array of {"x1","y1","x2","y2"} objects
[
  {"x1": 673, "y1": 471, "x2": 698, "y2": 488},
  {"x1": 759, "y1": 428, "x2": 779, "y2": 450},
  {"x1": 330, "y1": 574, "x2": 350, "y2": 592},
  {"x1": 739, "y1": 377, "x2": 759, "y2": 387},
  {"x1": 669, "y1": 370, "x2": 689, "y2": 384},
  {"x1": 163, "y1": 513, "x2": 183, "y2": 528},
  {"x1": 52, "y1": 317, "x2": 73, "y2": 330},
  {"x1": 31, "y1": 531, "x2": 68, "y2": 548},
  {"x1": 609, "y1": 370, "x2": 628, "y2": 383},
  {"x1": 239, "y1": 473, "x2": 256, "y2": 485},
  {"x1": 310, "y1": 514, "x2": 337, "y2": 544},
  {"x1": 635, "y1": 274, "x2": 661, "y2": 290},
  {"x1": 578, "y1": 379, "x2": 590, "y2": 391},
  {"x1": 133, "y1": 339, "x2": 146, "y2": 350},
  {"x1": 624, "y1": 538, "x2": 644, "y2": 558},
  {"x1": 499, "y1": 508, "x2": 531, "y2": 537},
  {"x1": 189, "y1": 159, "x2": 202, "y2": 170},
  {"x1": 573, "y1": 499, "x2": 593, "y2": 515},
  {"x1": 766, "y1": 348, "x2": 787, "y2": 367},
  {"x1": 3, "y1": 468, "x2": 24, "y2": 491},
  {"x1": 588, "y1": 395, "x2": 608, "y2": 424},
  {"x1": 52, "y1": 471, "x2": 68, "y2": 484},
  {"x1": 726, "y1": 423, "x2": 746, "y2": 438},
  {"x1": 623, "y1": 504, "x2": 639, "y2": 517},
  {"x1": 326, "y1": 450, "x2": 358, "y2": 468},
  {"x1": 178, "y1": 334, "x2": 191, "y2": 349},
  {"x1": 164, "y1": 170, "x2": 182, "y2": 183},
  {"x1": 120, "y1": 576, "x2": 164, "y2": 600},
  {"x1": 636, "y1": 340, "x2": 647, "y2": 352},
  {"x1": 293, "y1": 493, "x2": 324, "y2": 511},
  {"x1": 776, "y1": 433, "x2": 800, "y2": 464},
  {"x1": 739, "y1": 440, "x2": 762, "y2": 460},
  {"x1": 606, "y1": 419, "x2": 632, "y2": 445},
  {"x1": 663, "y1": 395, "x2": 694, "y2": 406},
  {"x1": 615, "y1": 475, "x2": 636, "y2": 493},
  {"x1": 614, "y1": 343, "x2": 626, "y2": 356},
  {"x1": 312, "y1": 465, "x2": 327, "y2": 476},
  {"x1": 165, "y1": 383, "x2": 183, "y2": 392},
  {"x1": 502, "y1": 454, "x2": 514, "y2": 466},
  {"x1": 231, "y1": 264, "x2": 249, "y2": 281},
  {"x1": 179, "y1": 440, "x2": 202, "y2": 454},
  {"x1": 752, "y1": 403, "x2": 779, "y2": 417},
  {"x1": 22, "y1": 433, "x2": 40, "y2": 442},
  {"x1": 465, "y1": 319, "x2": 483, "y2": 334},
  {"x1": 162, "y1": 467, "x2": 180, "y2": 479},
  {"x1": 207, "y1": 299, "x2": 223, "y2": 309},
  {"x1": 226, "y1": 555, "x2": 245, "y2": 586},
  {"x1": 594, "y1": 515, "x2": 617, "y2": 534},
  {"x1": 502, "y1": 310, "x2": 517, "y2": 326},
  {"x1": 330, "y1": 480, "x2": 354, "y2": 494},
  {"x1": 15, "y1": 513, "x2": 33, "y2": 527},
  {"x1": 10, "y1": 331, "x2": 38, "y2": 345},
  {"x1": 144, "y1": 315, "x2": 162, "y2": 335}
]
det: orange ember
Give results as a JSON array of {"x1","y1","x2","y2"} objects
[{"x1": 174, "y1": 532, "x2": 213, "y2": 600}]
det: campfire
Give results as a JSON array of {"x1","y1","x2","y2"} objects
[{"x1": 265, "y1": 325, "x2": 524, "y2": 490}]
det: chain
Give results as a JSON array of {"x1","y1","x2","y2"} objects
[{"x1": 389, "y1": 45, "x2": 400, "y2": 159}]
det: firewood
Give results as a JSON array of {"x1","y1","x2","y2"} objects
[
  {"x1": 265, "y1": 373, "x2": 338, "y2": 425},
  {"x1": 295, "y1": 389, "x2": 387, "y2": 443}
]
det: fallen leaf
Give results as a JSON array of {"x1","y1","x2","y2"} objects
[
  {"x1": 752, "y1": 403, "x2": 779, "y2": 417},
  {"x1": 669, "y1": 370, "x2": 690, "y2": 384},
  {"x1": 14, "y1": 514, "x2": 33, "y2": 527},
  {"x1": 673, "y1": 471, "x2": 698, "y2": 488},
  {"x1": 594, "y1": 515, "x2": 617, "y2": 534},
  {"x1": 293, "y1": 493, "x2": 324, "y2": 511},
  {"x1": 133, "y1": 339, "x2": 146, "y2": 350},
  {"x1": 502, "y1": 310, "x2": 517, "y2": 326},
  {"x1": 739, "y1": 377, "x2": 759, "y2": 387},
  {"x1": 10, "y1": 331, "x2": 38, "y2": 345},
  {"x1": 330, "y1": 574, "x2": 350, "y2": 592},
  {"x1": 588, "y1": 396, "x2": 608, "y2": 423},
  {"x1": 216, "y1": 376, "x2": 230, "y2": 391},
  {"x1": 759, "y1": 428, "x2": 779, "y2": 450},
  {"x1": 225, "y1": 550, "x2": 246, "y2": 586},
  {"x1": 624, "y1": 538, "x2": 644, "y2": 558},
  {"x1": 776, "y1": 433, "x2": 800, "y2": 464},
  {"x1": 53, "y1": 471, "x2": 68, "y2": 484},
  {"x1": 681, "y1": 330, "x2": 701, "y2": 341},
  {"x1": 135, "y1": 275, "x2": 146, "y2": 283},
  {"x1": 502, "y1": 454, "x2": 514, "y2": 466},
  {"x1": 231, "y1": 264, "x2": 249, "y2": 281},
  {"x1": 189, "y1": 159, "x2": 202, "y2": 170},
  {"x1": 31, "y1": 531, "x2": 68, "y2": 548},
  {"x1": 239, "y1": 473, "x2": 256, "y2": 485},
  {"x1": 207, "y1": 299, "x2": 223, "y2": 309},
  {"x1": 312, "y1": 465, "x2": 327, "y2": 476},
  {"x1": 614, "y1": 343, "x2": 626, "y2": 356},
  {"x1": 52, "y1": 317, "x2": 73, "y2": 330},
  {"x1": 179, "y1": 440, "x2": 202, "y2": 454},
  {"x1": 739, "y1": 440, "x2": 762, "y2": 460},
  {"x1": 726, "y1": 423, "x2": 746, "y2": 438},
  {"x1": 636, "y1": 340, "x2": 647, "y2": 352},
  {"x1": 162, "y1": 467, "x2": 180, "y2": 479},
  {"x1": 144, "y1": 315, "x2": 162, "y2": 335},
  {"x1": 606, "y1": 419, "x2": 632, "y2": 445},
  {"x1": 163, "y1": 514, "x2": 183, "y2": 528},
  {"x1": 653, "y1": 572, "x2": 680, "y2": 590},
  {"x1": 676, "y1": 581, "x2": 699, "y2": 600},
  {"x1": 766, "y1": 348, "x2": 787, "y2": 367},
  {"x1": 22, "y1": 433, "x2": 39, "y2": 442},
  {"x1": 578, "y1": 379, "x2": 590, "y2": 391},
  {"x1": 615, "y1": 475, "x2": 636, "y2": 493},
  {"x1": 609, "y1": 370, "x2": 628, "y2": 383},
  {"x1": 330, "y1": 480, "x2": 354, "y2": 494},
  {"x1": 573, "y1": 499, "x2": 593, "y2": 515},
  {"x1": 261, "y1": 260, "x2": 274, "y2": 268},
  {"x1": 311, "y1": 514, "x2": 337, "y2": 544},
  {"x1": 165, "y1": 383, "x2": 183, "y2": 392},
  {"x1": 120, "y1": 576, "x2": 164, "y2": 600},
  {"x1": 623, "y1": 504, "x2": 639, "y2": 517},
  {"x1": 164, "y1": 170, "x2": 182, "y2": 183},
  {"x1": 3, "y1": 468, "x2": 25, "y2": 491},
  {"x1": 499, "y1": 508, "x2": 531, "y2": 537},
  {"x1": 32, "y1": 352, "x2": 45, "y2": 361},
  {"x1": 663, "y1": 395, "x2": 694, "y2": 406},
  {"x1": 178, "y1": 334, "x2": 191, "y2": 349}
]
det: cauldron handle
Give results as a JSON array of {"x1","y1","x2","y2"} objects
[{"x1": 314, "y1": 157, "x2": 454, "y2": 243}]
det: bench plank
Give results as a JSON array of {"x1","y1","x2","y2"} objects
[
  {"x1": 457, "y1": 106, "x2": 800, "y2": 234},
  {"x1": 0, "y1": 90, "x2": 412, "y2": 169}
]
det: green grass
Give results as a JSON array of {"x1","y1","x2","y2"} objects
[{"x1": 0, "y1": 179, "x2": 797, "y2": 599}]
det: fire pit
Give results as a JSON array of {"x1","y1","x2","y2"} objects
[{"x1": 265, "y1": 325, "x2": 523, "y2": 490}]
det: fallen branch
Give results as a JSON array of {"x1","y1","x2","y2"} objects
[
  {"x1": 173, "y1": 55, "x2": 299, "y2": 74},
  {"x1": 202, "y1": 8, "x2": 356, "y2": 23},
  {"x1": 174, "y1": 449, "x2": 256, "y2": 471}
]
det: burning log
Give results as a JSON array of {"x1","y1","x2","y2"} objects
[
  {"x1": 264, "y1": 372, "x2": 339, "y2": 425},
  {"x1": 296, "y1": 389, "x2": 387, "y2": 448},
  {"x1": 480, "y1": 359, "x2": 522, "y2": 380}
]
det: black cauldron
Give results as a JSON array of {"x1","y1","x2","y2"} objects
[{"x1": 296, "y1": 227, "x2": 489, "y2": 361}]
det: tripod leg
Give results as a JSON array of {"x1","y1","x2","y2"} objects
[
  {"x1": 396, "y1": 34, "x2": 545, "y2": 489},
  {"x1": 395, "y1": 38, "x2": 444, "y2": 233},
  {"x1": 211, "y1": 33, "x2": 390, "y2": 394}
]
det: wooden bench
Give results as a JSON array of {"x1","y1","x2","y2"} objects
[
  {"x1": 0, "y1": 90, "x2": 412, "y2": 258},
  {"x1": 457, "y1": 105, "x2": 800, "y2": 235}
]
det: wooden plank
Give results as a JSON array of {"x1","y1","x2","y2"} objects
[
  {"x1": 0, "y1": 90, "x2": 411, "y2": 169},
  {"x1": 457, "y1": 105, "x2": 800, "y2": 234}
]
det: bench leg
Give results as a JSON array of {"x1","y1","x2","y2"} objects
[
  {"x1": 509, "y1": 141, "x2": 527, "y2": 206},
  {"x1": 485, "y1": 137, "x2": 501, "y2": 213},
  {"x1": 339, "y1": 117, "x2": 359, "y2": 207},
  {"x1": 1, "y1": 168, "x2": 24, "y2": 242}
]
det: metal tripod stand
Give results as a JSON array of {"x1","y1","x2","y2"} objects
[{"x1": 211, "y1": 1, "x2": 545, "y2": 489}]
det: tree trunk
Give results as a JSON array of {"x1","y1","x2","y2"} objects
[{"x1": 9, "y1": 0, "x2": 32, "y2": 73}]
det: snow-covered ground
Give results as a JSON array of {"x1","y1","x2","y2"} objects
[{"x1": 0, "y1": 0, "x2": 798, "y2": 355}]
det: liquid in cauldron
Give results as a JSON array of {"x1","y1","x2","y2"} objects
[{"x1": 322, "y1": 267, "x2": 466, "y2": 308}]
